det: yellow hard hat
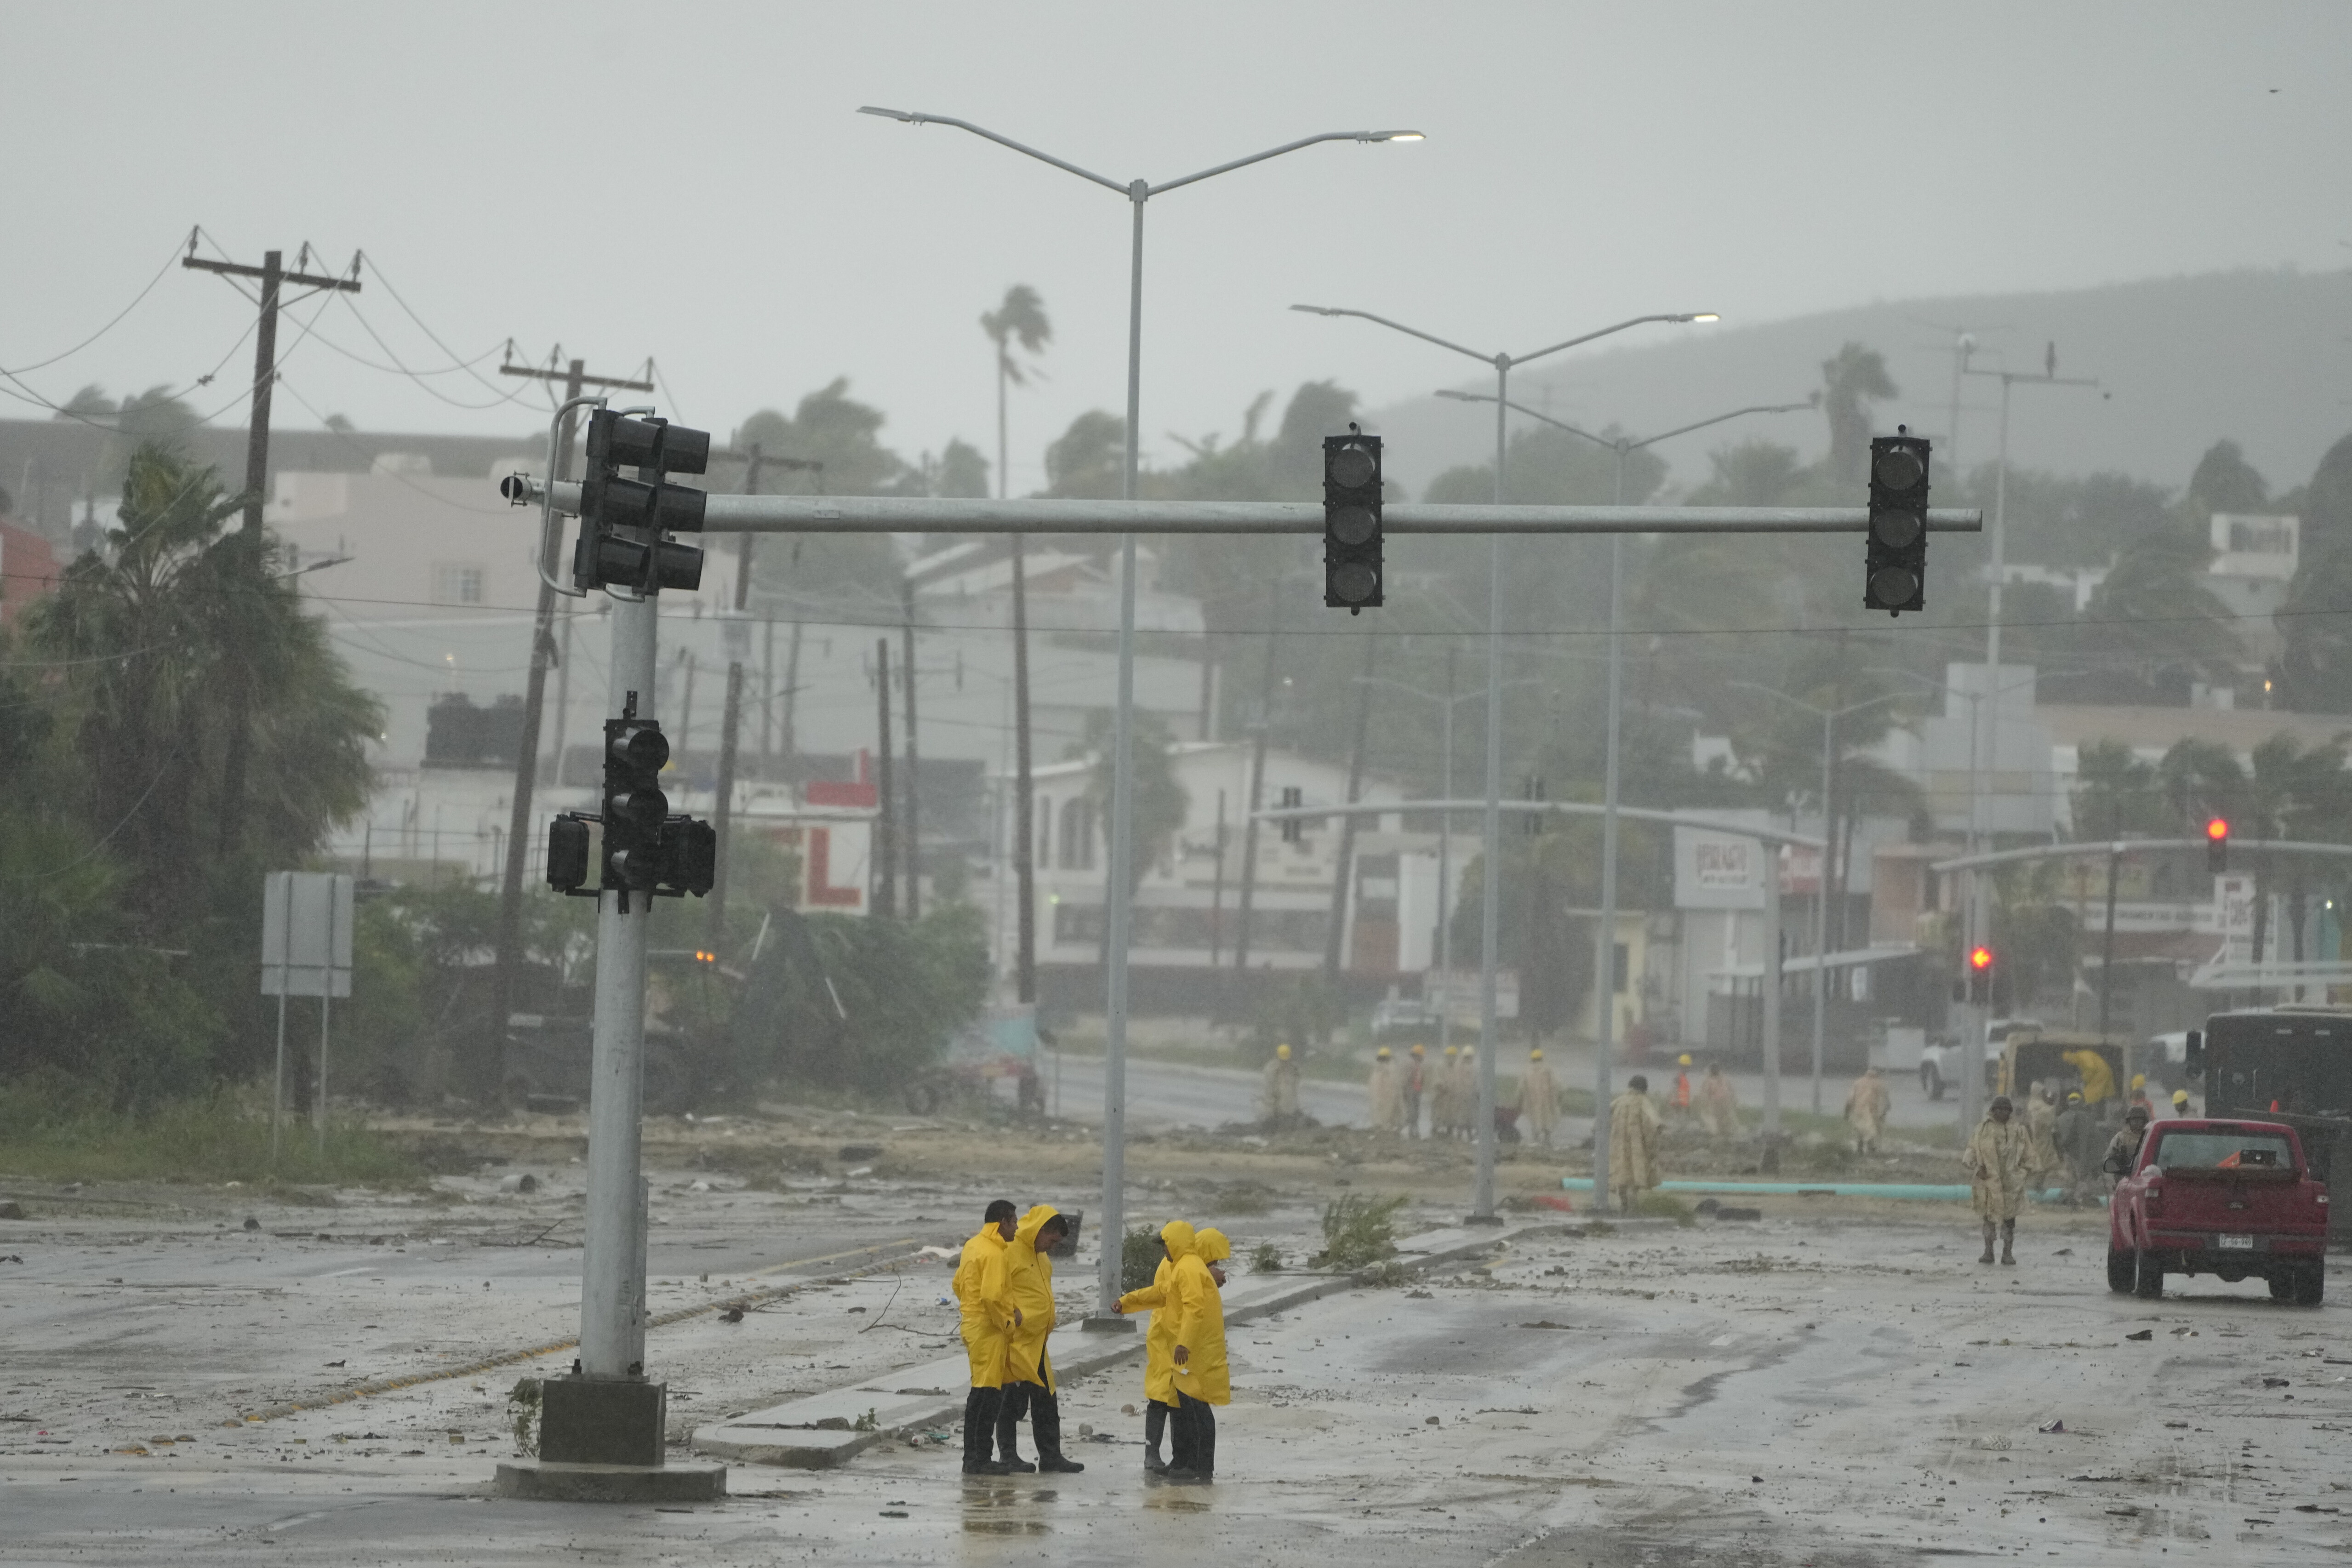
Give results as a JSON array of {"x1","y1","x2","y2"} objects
[
  {"x1": 1276, "y1": 1043, "x2": 1291, "y2": 1060},
  {"x1": 1410, "y1": 1043, "x2": 1426, "y2": 1056},
  {"x1": 1445, "y1": 1045, "x2": 1459, "y2": 1057},
  {"x1": 2131, "y1": 1073, "x2": 2145, "y2": 1089},
  {"x1": 1678, "y1": 1053, "x2": 1693, "y2": 1066},
  {"x1": 1530, "y1": 1049, "x2": 1543, "y2": 1061},
  {"x1": 2172, "y1": 1089, "x2": 2189, "y2": 1105},
  {"x1": 1376, "y1": 1046, "x2": 1391, "y2": 1059}
]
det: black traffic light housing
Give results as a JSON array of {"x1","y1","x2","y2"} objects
[
  {"x1": 1323, "y1": 426, "x2": 1383, "y2": 612},
  {"x1": 2206, "y1": 816, "x2": 2230, "y2": 874},
  {"x1": 603, "y1": 705, "x2": 672, "y2": 904},
  {"x1": 1278, "y1": 785, "x2": 1304, "y2": 844},
  {"x1": 575, "y1": 409, "x2": 712, "y2": 596},
  {"x1": 1865, "y1": 428, "x2": 1930, "y2": 616},
  {"x1": 1963, "y1": 944, "x2": 1994, "y2": 1005},
  {"x1": 547, "y1": 816, "x2": 592, "y2": 893}
]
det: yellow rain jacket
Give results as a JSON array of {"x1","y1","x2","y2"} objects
[
  {"x1": 1002, "y1": 1205, "x2": 1061, "y2": 1393},
  {"x1": 1117, "y1": 1220, "x2": 1189, "y2": 1405},
  {"x1": 952, "y1": 1223, "x2": 1015, "y2": 1389},
  {"x1": 2063, "y1": 1049, "x2": 2116, "y2": 1107},
  {"x1": 1170, "y1": 1222, "x2": 1230, "y2": 1407}
]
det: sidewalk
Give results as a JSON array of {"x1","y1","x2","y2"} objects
[{"x1": 691, "y1": 1220, "x2": 1536, "y2": 1469}]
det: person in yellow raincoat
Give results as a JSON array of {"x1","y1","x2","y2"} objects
[
  {"x1": 1608, "y1": 1074, "x2": 1664, "y2": 1212},
  {"x1": 993, "y1": 1205, "x2": 1083, "y2": 1473},
  {"x1": 1963, "y1": 1095, "x2": 2032, "y2": 1265},
  {"x1": 1368, "y1": 1047, "x2": 1405, "y2": 1135},
  {"x1": 2061, "y1": 1047, "x2": 2116, "y2": 1108},
  {"x1": 1114, "y1": 1222, "x2": 1183, "y2": 1473},
  {"x1": 1518, "y1": 1048, "x2": 1559, "y2": 1147},
  {"x1": 1167, "y1": 1221, "x2": 1229, "y2": 1483},
  {"x1": 952, "y1": 1199, "x2": 1019, "y2": 1475},
  {"x1": 1843, "y1": 1066, "x2": 1891, "y2": 1153},
  {"x1": 1696, "y1": 1062, "x2": 1740, "y2": 1139}
]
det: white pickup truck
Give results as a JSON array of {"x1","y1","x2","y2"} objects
[{"x1": 1918, "y1": 1016, "x2": 2044, "y2": 1100}]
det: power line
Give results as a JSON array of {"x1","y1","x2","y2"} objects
[{"x1": 0, "y1": 230, "x2": 193, "y2": 376}]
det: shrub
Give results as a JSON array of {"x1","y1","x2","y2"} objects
[{"x1": 1313, "y1": 1192, "x2": 1408, "y2": 1270}]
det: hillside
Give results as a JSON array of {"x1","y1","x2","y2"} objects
[{"x1": 1368, "y1": 267, "x2": 2352, "y2": 501}]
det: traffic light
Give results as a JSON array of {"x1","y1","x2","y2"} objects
[
  {"x1": 1523, "y1": 775, "x2": 1546, "y2": 835},
  {"x1": 603, "y1": 705, "x2": 671, "y2": 904},
  {"x1": 574, "y1": 409, "x2": 712, "y2": 595},
  {"x1": 1323, "y1": 427, "x2": 1382, "y2": 612},
  {"x1": 1966, "y1": 944, "x2": 1995, "y2": 1004},
  {"x1": 1864, "y1": 429, "x2": 1930, "y2": 615},
  {"x1": 546, "y1": 815, "x2": 592, "y2": 895},
  {"x1": 659, "y1": 818, "x2": 718, "y2": 897},
  {"x1": 2206, "y1": 816, "x2": 2230, "y2": 873},
  {"x1": 1279, "y1": 785, "x2": 1304, "y2": 844}
]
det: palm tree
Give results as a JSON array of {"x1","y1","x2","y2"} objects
[{"x1": 981, "y1": 286, "x2": 1051, "y2": 1005}]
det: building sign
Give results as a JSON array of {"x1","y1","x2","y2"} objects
[{"x1": 1676, "y1": 828, "x2": 1766, "y2": 910}]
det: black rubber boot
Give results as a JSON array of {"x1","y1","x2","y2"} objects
[
  {"x1": 1978, "y1": 1221, "x2": 1996, "y2": 1264},
  {"x1": 2000, "y1": 1220, "x2": 2016, "y2": 1266},
  {"x1": 1143, "y1": 1399, "x2": 1169, "y2": 1472},
  {"x1": 961, "y1": 1388, "x2": 1010, "y2": 1475},
  {"x1": 995, "y1": 1380, "x2": 1037, "y2": 1471},
  {"x1": 1032, "y1": 1384, "x2": 1084, "y2": 1472}
]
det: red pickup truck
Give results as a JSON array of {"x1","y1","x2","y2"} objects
[{"x1": 2108, "y1": 1118, "x2": 2329, "y2": 1304}]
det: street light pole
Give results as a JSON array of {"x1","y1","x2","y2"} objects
[
  {"x1": 1728, "y1": 682, "x2": 1909, "y2": 1113},
  {"x1": 1295, "y1": 308, "x2": 1717, "y2": 1219},
  {"x1": 1434, "y1": 390, "x2": 1805, "y2": 1193},
  {"x1": 865, "y1": 108, "x2": 1421, "y2": 1316}
]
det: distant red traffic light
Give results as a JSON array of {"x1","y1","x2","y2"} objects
[
  {"x1": 1968, "y1": 945, "x2": 1993, "y2": 971},
  {"x1": 2206, "y1": 816, "x2": 2230, "y2": 873},
  {"x1": 2206, "y1": 817, "x2": 2229, "y2": 842}
]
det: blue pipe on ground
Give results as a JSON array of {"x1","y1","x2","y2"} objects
[{"x1": 1559, "y1": 1177, "x2": 2074, "y2": 1203}]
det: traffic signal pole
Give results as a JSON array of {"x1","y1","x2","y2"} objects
[{"x1": 581, "y1": 591, "x2": 658, "y2": 1382}]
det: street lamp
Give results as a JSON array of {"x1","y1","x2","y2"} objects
[
  {"x1": 1291, "y1": 304, "x2": 1715, "y2": 1219},
  {"x1": 863, "y1": 107, "x2": 1421, "y2": 1317},
  {"x1": 1430, "y1": 389, "x2": 1799, "y2": 1178},
  {"x1": 1728, "y1": 681, "x2": 1910, "y2": 1114}
]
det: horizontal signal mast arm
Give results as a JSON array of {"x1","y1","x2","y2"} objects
[{"x1": 522, "y1": 479, "x2": 1981, "y2": 536}]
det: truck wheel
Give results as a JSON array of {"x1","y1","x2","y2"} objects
[
  {"x1": 1922, "y1": 1064, "x2": 1944, "y2": 1101},
  {"x1": 2106, "y1": 1248, "x2": 2134, "y2": 1294},
  {"x1": 2132, "y1": 1248, "x2": 2164, "y2": 1300},
  {"x1": 2292, "y1": 1264, "x2": 2326, "y2": 1307},
  {"x1": 2269, "y1": 1271, "x2": 2295, "y2": 1301}
]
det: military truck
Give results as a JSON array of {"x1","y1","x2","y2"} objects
[{"x1": 2186, "y1": 1005, "x2": 2352, "y2": 1248}]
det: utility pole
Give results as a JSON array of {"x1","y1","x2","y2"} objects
[
  {"x1": 874, "y1": 638, "x2": 897, "y2": 918},
  {"x1": 704, "y1": 444, "x2": 818, "y2": 944},
  {"x1": 1229, "y1": 580, "x2": 1281, "y2": 1002},
  {"x1": 1011, "y1": 540, "x2": 1038, "y2": 1002},
  {"x1": 902, "y1": 576, "x2": 923, "y2": 921},
  {"x1": 182, "y1": 239, "x2": 360, "y2": 855},
  {"x1": 485, "y1": 353, "x2": 652, "y2": 1102},
  {"x1": 1323, "y1": 633, "x2": 1378, "y2": 985}
]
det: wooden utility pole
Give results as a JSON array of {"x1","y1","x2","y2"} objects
[
  {"x1": 901, "y1": 576, "x2": 923, "y2": 921},
  {"x1": 704, "y1": 445, "x2": 818, "y2": 944},
  {"x1": 874, "y1": 639, "x2": 897, "y2": 918},
  {"x1": 484, "y1": 352, "x2": 652, "y2": 1102},
  {"x1": 1323, "y1": 633, "x2": 1379, "y2": 984},
  {"x1": 182, "y1": 239, "x2": 361, "y2": 854}
]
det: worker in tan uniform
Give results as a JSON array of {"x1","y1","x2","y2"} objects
[
  {"x1": 1608, "y1": 1074, "x2": 1664, "y2": 1213},
  {"x1": 1843, "y1": 1065, "x2": 1891, "y2": 1153},
  {"x1": 1368, "y1": 1047, "x2": 1405, "y2": 1135},
  {"x1": 1963, "y1": 1095, "x2": 2032, "y2": 1265}
]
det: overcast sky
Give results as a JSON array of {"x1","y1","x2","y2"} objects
[{"x1": 5, "y1": 1, "x2": 2346, "y2": 494}]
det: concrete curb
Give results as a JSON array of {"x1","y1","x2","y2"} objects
[
  {"x1": 493, "y1": 1459, "x2": 726, "y2": 1503},
  {"x1": 690, "y1": 1221, "x2": 1530, "y2": 1469}
]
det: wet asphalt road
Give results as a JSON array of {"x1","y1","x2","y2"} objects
[{"x1": 6, "y1": 1190, "x2": 2346, "y2": 1566}]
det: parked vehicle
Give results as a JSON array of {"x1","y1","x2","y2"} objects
[
  {"x1": 1994, "y1": 1028, "x2": 2129, "y2": 1110},
  {"x1": 1918, "y1": 1016, "x2": 2042, "y2": 1101},
  {"x1": 2186, "y1": 1005, "x2": 2352, "y2": 1247},
  {"x1": 2107, "y1": 1118, "x2": 2328, "y2": 1303}
]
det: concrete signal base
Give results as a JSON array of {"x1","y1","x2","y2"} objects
[
  {"x1": 492, "y1": 1374, "x2": 725, "y2": 1503},
  {"x1": 493, "y1": 1460, "x2": 726, "y2": 1504}
]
